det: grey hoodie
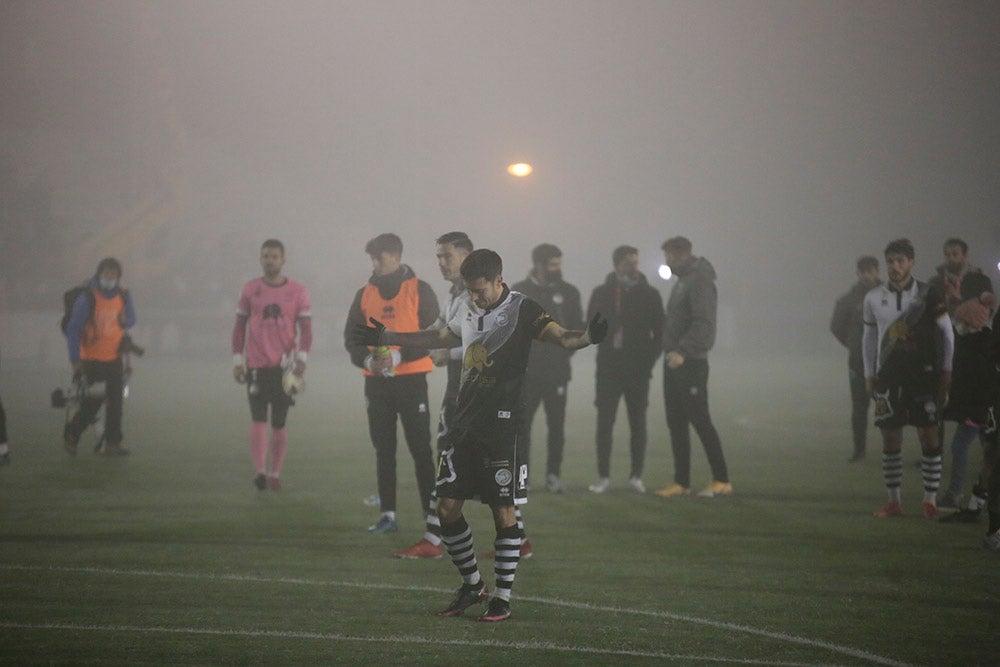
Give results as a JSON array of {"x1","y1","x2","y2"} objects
[{"x1": 663, "y1": 256, "x2": 717, "y2": 360}]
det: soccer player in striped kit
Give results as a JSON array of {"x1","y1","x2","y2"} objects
[{"x1": 353, "y1": 249, "x2": 607, "y2": 622}]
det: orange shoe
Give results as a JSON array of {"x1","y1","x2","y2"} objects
[
  {"x1": 655, "y1": 483, "x2": 691, "y2": 498},
  {"x1": 921, "y1": 502, "x2": 939, "y2": 520},
  {"x1": 394, "y1": 538, "x2": 443, "y2": 559},
  {"x1": 697, "y1": 481, "x2": 733, "y2": 498},
  {"x1": 874, "y1": 502, "x2": 903, "y2": 518}
]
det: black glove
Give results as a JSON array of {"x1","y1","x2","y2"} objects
[
  {"x1": 586, "y1": 312, "x2": 608, "y2": 345},
  {"x1": 352, "y1": 317, "x2": 386, "y2": 347}
]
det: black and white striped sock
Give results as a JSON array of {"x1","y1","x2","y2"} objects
[
  {"x1": 440, "y1": 516, "x2": 480, "y2": 586},
  {"x1": 492, "y1": 525, "x2": 523, "y2": 602}
]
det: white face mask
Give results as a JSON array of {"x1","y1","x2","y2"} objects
[{"x1": 99, "y1": 277, "x2": 117, "y2": 291}]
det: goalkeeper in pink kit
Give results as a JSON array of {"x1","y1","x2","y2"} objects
[{"x1": 232, "y1": 239, "x2": 313, "y2": 491}]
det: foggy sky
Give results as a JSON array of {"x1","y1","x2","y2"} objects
[{"x1": 1, "y1": 0, "x2": 997, "y2": 353}]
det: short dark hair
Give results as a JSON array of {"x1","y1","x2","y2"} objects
[
  {"x1": 884, "y1": 238, "x2": 915, "y2": 260},
  {"x1": 95, "y1": 257, "x2": 122, "y2": 278},
  {"x1": 661, "y1": 236, "x2": 692, "y2": 254},
  {"x1": 856, "y1": 255, "x2": 879, "y2": 273},
  {"x1": 366, "y1": 233, "x2": 403, "y2": 256},
  {"x1": 460, "y1": 248, "x2": 503, "y2": 282},
  {"x1": 261, "y1": 239, "x2": 284, "y2": 255},
  {"x1": 612, "y1": 245, "x2": 638, "y2": 266},
  {"x1": 943, "y1": 237, "x2": 968, "y2": 255},
  {"x1": 436, "y1": 231, "x2": 473, "y2": 253},
  {"x1": 531, "y1": 243, "x2": 562, "y2": 266}
]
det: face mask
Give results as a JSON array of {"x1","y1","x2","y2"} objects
[
  {"x1": 99, "y1": 278, "x2": 117, "y2": 291},
  {"x1": 546, "y1": 269, "x2": 563, "y2": 283},
  {"x1": 617, "y1": 271, "x2": 638, "y2": 287}
]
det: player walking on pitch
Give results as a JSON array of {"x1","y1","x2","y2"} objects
[{"x1": 352, "y1": 249, "x2": 607, "y2": 621}]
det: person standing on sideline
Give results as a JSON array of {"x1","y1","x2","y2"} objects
[
  {"x1": 656, "y1": 237, "x2": 732, "y2": 499},
  {"x1": 586, "y1": 245, "x2": 663, "y2": 494},
  {"x1": 344, "y1": 233, "x2": 439, "y2": 535},
  {"x1": 64, "y1": 257, "x2": 137, "y2": 457},
  {"x1": 0, "y1": 349, "x2": 9, "y2": 465},
  {"x1": 232, "y1": 239, "x2": 312, "y2": 492},
  {"x1": 395, "y1": 231, "x2": 473, "y2": 559},
  {"x1": 352, "y1": 248, "x2": 607, "y2": 621},
  {"x1": 830, "y1": 255, "x2": 882, "y2": 462},
  {"x1": 863, "y1": 238, "x2": 954, "y2": 519},
  {"x1": 512, "y1": 243, "x2": 584, "y2": 494},
  {"x1": 938, "y1": 272, "x2": 995, "y2": 511}
]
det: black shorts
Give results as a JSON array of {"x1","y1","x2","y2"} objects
[
  {"x1": 247, "y1": 366, "x2": 293, "y2": 427},
  {"x1": 872, "y1": 375, "x2": 939, "y2": 430},
  {"x1": 435, "y1": 427, "x2": 527, "y2": 507}
]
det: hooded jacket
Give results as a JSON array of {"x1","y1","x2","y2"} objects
[
  {"x1": 511, "y1": 273, "x2": 583, "y2": 384},
  {"x1": 663, "y1": 256, "x2": 717, "y2": 360}
]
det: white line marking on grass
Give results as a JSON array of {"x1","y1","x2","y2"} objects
[
  {"x1": 0, "y1": 622, "x2": 848, "y2": 667},
  {"x1": 0, "y1": 564, "x2": 916, "y2": 667}
]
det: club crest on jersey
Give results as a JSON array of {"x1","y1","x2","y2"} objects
[
  {"x1": 464, "y1": 343, "x2": 493, "y2": 374},
  {"x1": 263, "y1": 303, "x2": 282, "y2": 319},
  {"x1": 494, "y1": 468, "x2": 513, "y2": 486},
  {"x1": 495, "y1": 311, "x2": 508, "y2": 326},
  {"x1": 552, "y1": 293, "x2": 564, "y2": 305}
]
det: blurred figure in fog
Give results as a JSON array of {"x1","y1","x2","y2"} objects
[
  {"x1": 513, "y1": 244, "x2": 583, "y2": 494},
  {"x1": 344, "y1": 233, "x2": 438, "y2": 536},
  {"x1": 232, "y1": 239, "x2": 312, "y2": 492},
  {"x1": 863, "y1": 238, "x2": 953, "y2": 519},
  {"x1": 830, "y1": 255, "x2": 882, "y2": 462},
  {"x1": 64, "y1": 257, "x2": 137, "y2": 457},
  {"x1": 0, "y1": 349, "x2": 9, "y2": 465},
  {"x1": 929, "y1": 238, "x2": 983, "y2": 317},
  {"x1": 938, "y1": 272, "x2": 996, "y2": 514},
  {"x1": 587, "y1": 245, "x2": 663, "y2": 495}
]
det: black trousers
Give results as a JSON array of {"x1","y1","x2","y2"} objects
[
  {"x1": 594, "y1": 364, "x2": 650, "y2": 479},
  {"x1": 848, "y1": 360, "x2": 869, "y2": 456},
  {"x1": 663, "y1": 358, "x2": 728, "y2": 487},
  {"x1": 365, "y1": 373, "x2": 436, "y2": 515},
  {"x1": 518, "y1": 376, "x2": 568, "y2": 477},
  {"x1": 67, "y1": 358, "x2": 124, "y2": 445}
]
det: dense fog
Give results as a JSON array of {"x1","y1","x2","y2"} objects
[{"x1": 2, "y1": 1, "x2": 997, "y2": 362}]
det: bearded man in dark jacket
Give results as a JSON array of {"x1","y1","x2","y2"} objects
[
  {"x1": 585, "y1": 245, "x2": 663, "y2": 494},
  {"x1": 656, "y1": 236, "x2": 732, "y2": 499}
]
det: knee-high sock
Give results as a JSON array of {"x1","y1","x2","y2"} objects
[
  {"x1": 251, "y1": 422, "x2": 268, "y2": 474},
  {"x1": 921, "y1": 453, "x2": 942, "y2": 503},
  {"x1": 269, "y1": 427, "x2": 288, "y2": 477},
  {"x1": 422, "y1": 492, "x2": 442, "y2": 546},
  {"x1": 882, "y1": 452, "x2": 902, "y2": 503},
  {"x1": 492, "y1": 525, "x2": 523, "y2": 601},
  {"x1": 440, "y1": 516, "x2": 481, "y2": 586}
]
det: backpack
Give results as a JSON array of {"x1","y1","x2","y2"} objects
[{"x1": 60, "y1": 283, "x2": 94, "y2": 335}]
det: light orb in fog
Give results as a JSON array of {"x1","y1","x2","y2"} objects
[
  {"x1": 658, "y1": 264, "x2": 672, "y2": 280},
  {"x1": 997, "y1": 260, "x2": 1000, "y2": 273},
  {"x1": 507, "y1": 162, "x2": 533, "y2": 177}
]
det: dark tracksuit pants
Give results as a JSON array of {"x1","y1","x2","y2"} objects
[
  {"x1": 848, "y1": 357, "x2": 869, "y2": 457},
  {"x1": 519, "y1": 375, "x2": 568, "y2": 478},
  {"x1": 67, "y1": 358, "x2": 124, "y2": 445},
  {"x1": 365, "y1": 373, "x2": 436, "y2": 516},
  {"x1": 595, "y1": 363, "x2": 650, "y2": 479},
  {"x1": 663, "y1": 358, "x2": 728, "y2": 487}
]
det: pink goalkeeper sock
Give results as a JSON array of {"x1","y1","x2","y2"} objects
[
  {"x1": 269, "y1": 427, "x2": 288, "y2": 477},
  {"x1": 250, "y1": 422, "x2": 268, "y2": 474}
]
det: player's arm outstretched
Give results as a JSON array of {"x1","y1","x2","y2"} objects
[
  {"x1": 352, "y1": 318, "x2": 461, "y2": 350},
  {"x1": 540, "y1": 312, "x2": 608, "y2": 351}
]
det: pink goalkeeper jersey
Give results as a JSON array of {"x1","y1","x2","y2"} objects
[{"x1": 234, "y1": 278, "x2": 312, "y2": 368}]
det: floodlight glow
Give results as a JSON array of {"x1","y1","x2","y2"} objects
[
  {"x1": 658, "y1": 264, "x2": 672, "y2": 280},
  {"x1": 507, "y1": 162, "x2": 533, "y2": 177}
]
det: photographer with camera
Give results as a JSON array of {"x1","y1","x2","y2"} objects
[{"x1": 63, "y1": 257, "x2": 137, "y2": 457}]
